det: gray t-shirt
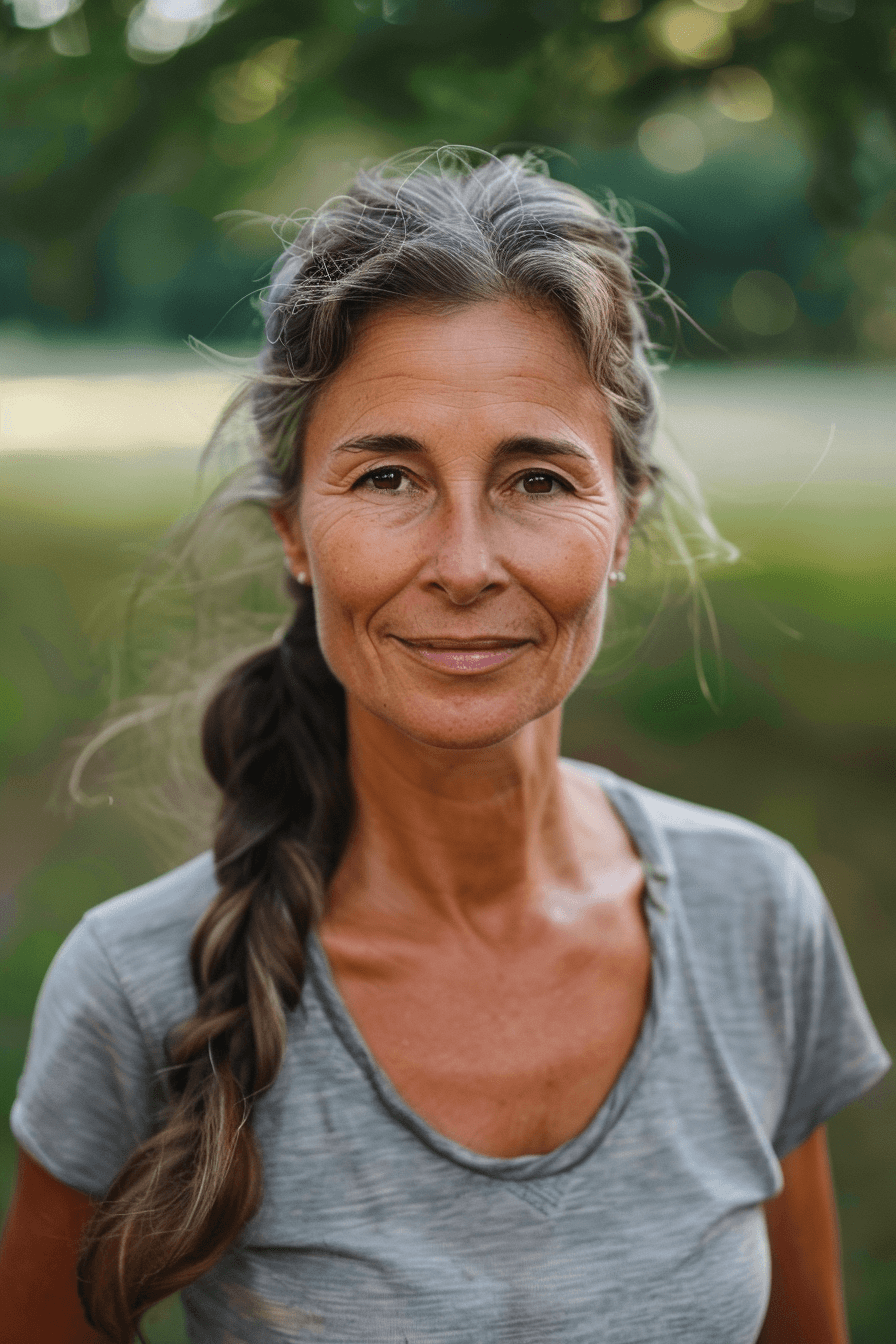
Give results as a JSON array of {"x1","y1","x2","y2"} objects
[{"x1": 10, "y1": 764, "x2": 890, "y2": 1344}]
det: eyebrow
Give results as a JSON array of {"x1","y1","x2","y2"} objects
[{"x1": 332, "y1": 433, "x2": 594, "y2": 463}]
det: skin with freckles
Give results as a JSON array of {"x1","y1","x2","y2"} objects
[
  {"x1": 272, "y1": 297, "x2": 651, "y2": 1158},
  {"x1": 269, "y1": 296, "x2": 851, "y2": 1343},
  {"x1": 278, "y1": 298, "x2": 631, "y2": 753},
  {"x1": 0, "y1": 296, "x2": 850, "y2": 1344}
]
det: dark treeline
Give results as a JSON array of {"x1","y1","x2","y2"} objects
[{"x1": 2, "y1": 0, "x2": 896, "y2": 358}]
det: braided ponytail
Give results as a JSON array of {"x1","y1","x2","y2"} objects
[
  {"x1": 77, "y1": 594, "x2": 349, "y2": 1341},
  {"x1": 74, "y1": 148, "x2": 727, "y2": 1339}
]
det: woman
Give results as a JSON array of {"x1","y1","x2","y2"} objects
[{"x1": 0, "y1": 152, "x2": 889, "y2": 1344}]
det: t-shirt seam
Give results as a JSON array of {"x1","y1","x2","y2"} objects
[{"x1": 305, "y1": 792, "x2": 670, "y2": 1184}]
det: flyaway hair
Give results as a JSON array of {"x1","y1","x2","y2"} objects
[{"x1": 75, "y1": 147, "x2": 733, "y2": 1341}]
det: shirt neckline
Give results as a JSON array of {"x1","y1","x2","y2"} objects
[{"x1": 305, "y1": 762, "x2": 675, "y2": 1181}]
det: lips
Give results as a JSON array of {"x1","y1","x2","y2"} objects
[{"x1": 392, "y1": 637, "x2": 530, "y2": 674}]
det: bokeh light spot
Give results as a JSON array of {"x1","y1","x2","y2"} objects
[
  {"x1": 49, "y1": 10, "x2": 90, "y2": 56},
  {"x1": 861, "y1": 307, "x2": 896, "y2": 352},
  {"x1": 638, "y1": 113, "x2": 705, "y2": 173},
  {"x1": 127, "y1": 0, "x2": 226, "y2": 60},
  {"x1": 708, "y1": 67, "x2": 774, "y2": 122},
  {"x1": 11, "y1": 0, "x2": 76, "y2": 28},
  {"x1": 653, "y1": 2, "x2": 733, "y2": 65},
  {"x1": 208, "y1": 40, "x2": 301, "y2": 125},
  {"x1": 573, "y1": 41, "x2": 629, "y2": 95},
  {"x1": 731, "y1": 271, "x2": 797, "y2": 335}
]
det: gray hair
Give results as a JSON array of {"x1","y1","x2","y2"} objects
[
  {"x1": 70, "y1": 148, "x2": 734, "y2": 862},
  {"x1": 244, "y1": 147, "x2": 662, "y2": 514}
]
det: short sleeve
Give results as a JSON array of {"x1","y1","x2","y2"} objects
[
  {"x1": 9, "y1": 915, "x2": 160, "y2": 1198},
  {"x1": 772, "y1": 847, "x2": 891, "y2": 1158}
]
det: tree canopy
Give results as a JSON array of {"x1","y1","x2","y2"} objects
[{"x1": 3, "y1": 0, "x2": 895, "y2": 356}]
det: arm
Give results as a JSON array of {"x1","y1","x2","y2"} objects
[
  {"x1": 758, "y1": 1125, "x2": 850, "y2": 1344},
  {"x1": 0, "y1": 1146, "x2": 105, "y2": 1344}
]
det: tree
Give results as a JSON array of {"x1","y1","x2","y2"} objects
[{"x1": 3, "y1": 0, "x2": 895, "y2": 353}]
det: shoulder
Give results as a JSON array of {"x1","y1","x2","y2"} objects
[
  {"x1": 12, "y1": 855, "x2": 217, "y2": 1194},
  {"x1": 59, "y1": 851, "x2": 218, "y2": 1034},
  {"x1": 575, "y1": 759, "x2": 794, "y2": 863},
  {"x1": 80, "y1": 849, "x2": 217, "y2": 952},
  {"x1": 627, "y1": 777, "x2": 795, "y2": 868},
  {"x1": 570, "y1": 760, "x2": 817, "y2": 933}
]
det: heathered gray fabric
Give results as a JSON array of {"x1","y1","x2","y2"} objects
[{"x1": 11, "y1": 764, "x2": 890, "y2": 1344}]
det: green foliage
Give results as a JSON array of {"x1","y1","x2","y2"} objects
[
  {"x1": 3, "y1": 0, "x2": 896, "y2": 354},
  {"x1": 614, "y1": 650, "x2": 783, "y2": 742},
  {"x1": 849, "y1": 1253, "x2": 896, "y2": 1344},
  {"x1": 0, "y1": 561, "x2": 105, "y2": 786},
  {"x1": 1, "y1": 437, "x2": 894, "y2": 1344}
]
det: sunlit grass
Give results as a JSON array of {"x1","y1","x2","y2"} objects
[{"x1": 1, "y1": 363, "x2": 893, "y2": 1341}]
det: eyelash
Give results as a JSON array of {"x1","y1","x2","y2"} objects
[
  {"x1": 355, "y1": 467, "x2": 419, "y2": 494},
  {"x1": 353, "y1": 467, "x2": 574, "y2": 497}
]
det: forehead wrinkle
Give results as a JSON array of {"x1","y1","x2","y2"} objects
[{"x1": 322, "y1": 342, "x2": 598, "y2": 413}]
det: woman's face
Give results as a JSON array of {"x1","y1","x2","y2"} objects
[{"x1": 272, "y1": 297, "x2": 632, "y2": 751}]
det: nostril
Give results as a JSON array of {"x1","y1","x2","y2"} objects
[{"x1": 430, "y1": 575, "x2": 502, "y2": 606}]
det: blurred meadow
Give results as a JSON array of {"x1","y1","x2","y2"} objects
[{"x1": 2, "y1": 1, "x2": 895, "y2": 1340}]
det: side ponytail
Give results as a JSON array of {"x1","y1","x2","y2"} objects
[
  {"x1": 75, "y1": 148, "x2": 722, "y2": 1339},
  {"x1": 77, "y1": 593, "x2": 350, "y2": 1342}
]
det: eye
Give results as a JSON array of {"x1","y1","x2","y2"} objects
[
  {"x1": 357, "y1": 467, "x2": 412, "y2": 493},
  {"x1": 512, "y1": 471, "x2": 569, "y2": 496}
]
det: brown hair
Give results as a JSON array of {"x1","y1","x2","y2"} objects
[{"x1": 77, "y1": 148, "x2": 678, "y2": 1340}]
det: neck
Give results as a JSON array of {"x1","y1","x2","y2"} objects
[{"x1": 327, "y1": 698, "x2": 597, "y2": 942}]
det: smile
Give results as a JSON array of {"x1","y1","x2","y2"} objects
[{"x1": 392, "y1": 638, "x2": 530, "y2": 674}]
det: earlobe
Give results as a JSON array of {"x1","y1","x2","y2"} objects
[{"x1": 611, "y1": 527, "x2": 632, "y2": 579}]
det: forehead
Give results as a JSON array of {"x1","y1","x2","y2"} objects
[{"x1": 302, "y1": 298, "x2": 612, "y2": 457}]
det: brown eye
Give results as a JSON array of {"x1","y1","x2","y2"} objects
[
  {"x1": 520, "y1": 473, "x2": 557, "y2": 495},
  {"x1": 368, "y1": 468, "x2": 404, "y2": 490}
]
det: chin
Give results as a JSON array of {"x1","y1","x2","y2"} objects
[
  {"x1": 376, "y1": 692, "x2": 553, "y2": 752},
  {"x1": 404, "y1": 723, "x2": 527, "y2": 752}
]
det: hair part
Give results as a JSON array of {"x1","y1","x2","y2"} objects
[{"x1": 250, "y1": 147, "x2": 663, "y2": 519}]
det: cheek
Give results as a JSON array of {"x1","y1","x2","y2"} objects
[
  {"x1": 303, "y1": 503, "x2": 417, "y2": 645},
  {"x1": 553, "y1": 581, "x2": 610, "y2": 683},
  {"x1": 517, "y1": 513, "x2": 619, "y2": 691},
  {"x1": 507, "y1": 508, "x2": 617, "y2": 625},
  {"x1": 304, "y1": 494, "x2": 620, "y2": 696}
]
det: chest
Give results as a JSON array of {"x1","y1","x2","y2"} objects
[
  {"x1": 318, "y1": 900, "x2": 652, "y2": 1159},
  {"x1": 208, "y1": 1085, "x2": 774, "y2": 1344}
]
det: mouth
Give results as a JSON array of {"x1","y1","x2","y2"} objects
[{"x1": 391, "y1": 636, "x2": 531, "y2": 674}]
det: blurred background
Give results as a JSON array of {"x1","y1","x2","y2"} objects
[{"x1": 1, "y1": 1, "x2": 894, "y2": 1339}]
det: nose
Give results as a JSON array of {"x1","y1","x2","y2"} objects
[{"x1": 423, "y1": 492, "x2": 508, "y2": 606}]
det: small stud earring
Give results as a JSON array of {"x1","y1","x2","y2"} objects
[
  {"x1": 609, "y1": 570, "x2": 626, "y2": 584},
  {"x1": 284, "y1": 558, "x2": 309, "y2": 586}
]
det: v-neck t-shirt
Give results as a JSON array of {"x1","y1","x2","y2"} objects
[{"x1": 10, "y1": 764, "x2": 891, "y2": 1343}]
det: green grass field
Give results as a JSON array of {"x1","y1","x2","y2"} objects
[{"x1": 1, "y1": 430, "x2": 894, "y2": 1341}]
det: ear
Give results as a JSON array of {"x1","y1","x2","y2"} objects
[
  {"x1": 611, "y1": 489, "x2": 642, "y2": 575},
  {"x1": 611, "y1": 529, "x2": 632, "y2": 576},
  {"x1": 270, "y1": 507, "x2": 309, "y2": 581}
]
